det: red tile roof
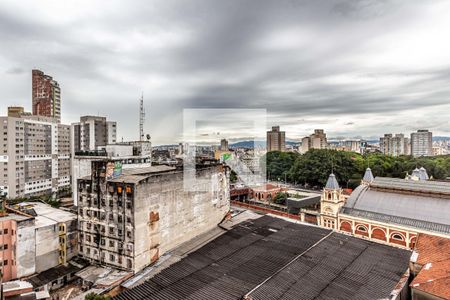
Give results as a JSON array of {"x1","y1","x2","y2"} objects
[
  {"x1": 410, "y1": 260, "x2": 450, "y2": 299},
  {"x1": 410, "y1": 234, "x2": 450, "y2": 299},
  {"x1": 414, "y1": 234, "x2": 450, "y2": 265}
]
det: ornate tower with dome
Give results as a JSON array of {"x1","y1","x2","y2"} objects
[{"x1": 320, "y1": 173, "x2": 346, "y2": 230}]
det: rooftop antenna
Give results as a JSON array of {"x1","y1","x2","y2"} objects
[{"x1": 139, "y1": 93, "x2": 145, "y2": 142}]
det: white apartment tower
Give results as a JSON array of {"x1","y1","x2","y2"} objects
[
  {"x1": 0, "y1": 108, "x2": 71, "y2": 198},
  {"x1": 411, "y1": 130, "x2": 433, "y2": 157}
]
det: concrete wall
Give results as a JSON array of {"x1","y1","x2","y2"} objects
[
  {"x1": 35, "y1": 223, "x2": 60, "y2": 273},
  {"x1": 16, "y1": 219, "x2": 36, "y2": 278},
  {"x1": 133, "y1": 166, "x2": 230, "y2": 273}
]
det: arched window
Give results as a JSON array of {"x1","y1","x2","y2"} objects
[
  {"x1": 356, "y1": 225, "x2": 367, "y2": 232},
  {"x1": 391, "y1": 233, "x2": 404, "y2": 241}
]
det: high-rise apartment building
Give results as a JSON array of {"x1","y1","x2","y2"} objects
[
  {"x1": 411, "y1": 130, "x2": 433, "y2": 157},
  {"x1": 32, "y1": 69, "x2": 61, "y2": 122},
  {"x1": 380, "y1": 134, "x2": 410, "y2": 156},
  {"x1": 0, "y1": 109, "x2": 71, "y2": 199},
  {"x1": 301, "y1": 129, "x2": 328, "y2": 153},
  {"x1": 267, "y1": 126, "x2": 286, "y2": 152},
  {"x1": 220, "y1": 138, "x2": 229, "y2": 151},
  {"x1": 71, "y1": 116, "x2": 117, "y2": 153}
]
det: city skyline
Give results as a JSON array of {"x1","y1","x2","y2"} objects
[{"x1": 1, "y1": 1, "x2": 450, "y2": 144}]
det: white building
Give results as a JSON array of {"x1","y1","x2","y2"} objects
[
  {"x1": 411, "y1": 130, "x2": 433, "y2": 157},
  {"x1": 0, "y1": 108, "x2": 71, "y2": 199}
]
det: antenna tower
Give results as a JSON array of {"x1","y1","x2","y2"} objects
[{"x1": 139, "y1": 93, "x2": 145, "y2": 141}]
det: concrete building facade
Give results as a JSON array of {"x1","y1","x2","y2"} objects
[
  {"x1": 77, "y1": 161, "x2": 230, "y2": 273},
  {"x1": 0, "y1": 111, "x2": 71, "y2": 199},
  {"x1": 32, "y1": 70, "x2": 61, "y2": 123},
  {"x1": 411, "y1": 130, "x2": 433, "y2": 157},
  {"x1": 71, "y1": 141, "x2": 152, "y2": 205},
  {"x1": 266, "y1": 126, "x2": 285, "y2": 152},
  {"x1": 380, "y1": 133, "x2": 410, "y2": 156},
  {"x1": 71, "y1": 116, "x2": 117, "y2": 153},
  {"x1": 0, "y1": 203, "x2": 77, "y2": 282}
]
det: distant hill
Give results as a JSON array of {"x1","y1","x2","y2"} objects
[{"x1": 433, "y1": 136, "x2": 450, "y2": 142}]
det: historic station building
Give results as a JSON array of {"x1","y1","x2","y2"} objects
[{"x1": 320, "y1": 168, "x2": 450, "y2": 250}]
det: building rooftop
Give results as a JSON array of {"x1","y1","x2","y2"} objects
[
  {"x1": 409, "y1": 234, "x2": 450, "y2": 299},
  {"x1": 0, "y1": 212, "x2": 32, "y2": 222},
  {"x1": 371, "y1": 177, "x2": 450, "y2": 196},
  {"x1": 342, "y1": 180, "x2": 450, "y2": 234},
  {"x1": 413, "y1": 234, "x2": 450, "y2": 266},
  {"x1": 27, "y1": 259, "x2": 88, "y2": 288},
  {"x1": 410, "y1": 260, "x2": 450, "y2": 299},
  {"x1": 114, "y1": 215, "x2": 411, "y2": 300},
  {"x1": 18, "y1": 202, "x2": 76, "y2": 223}
]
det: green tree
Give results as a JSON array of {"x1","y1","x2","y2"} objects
[
  {"x1": 85, "y1": 293, "x2": 110, "y2": 300},
  {"x1": 273, "y1": 192, "x2": 287, "y2": 205}
]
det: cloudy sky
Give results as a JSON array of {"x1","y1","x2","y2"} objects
[{"x1": 1, "y1": 0, "x2": 450, "y2": 145}]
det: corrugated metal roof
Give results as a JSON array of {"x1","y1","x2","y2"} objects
[
  {"x1": 248, "y1": 233, "x2": 411, "y2": 300},
  {"x1": 371, "y1": 177, "x2": 450, "y2": 195},
  {"x1": 343, "y1": 182, "x2": 450, "y2": 233},
  {"x1": 114, "y1": 216, "x2": 410, "y2": 300}
]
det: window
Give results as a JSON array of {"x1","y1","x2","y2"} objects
[
  {"x1": 392, "y1": 233, "x2": 404, "y2": 241},
  {"x1": 110, "y1": 254, "x2": 115, "y2": 262},
  {"x1": 3, "y1": 260, "x2": 7, "y2": 266},
  {"x1": 127, "y1": 259, "x2": 132, "y2": 269},
  {"x1": 4, "y1": 244, "x2": 8, "y2": 250},
  {"x1": 109, "y1": 240, "x2": 115, "y2": 247},
  {"x1": 356, "y1": 226, "x2": 367, "y2": 232},
  {"x1": 3, "y1": 229, "x2": 8, "y2": 234}
]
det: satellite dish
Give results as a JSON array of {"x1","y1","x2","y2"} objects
[{"x1": 146, "y1": 134, "x2": 151, "y2": 141}]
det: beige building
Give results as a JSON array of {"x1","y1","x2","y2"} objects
[
  {"x1": 0, "y1": 108, "x2": 71, "y2": 199},
  {"x1": 301, "y1": 129, "x2": 328, "y2": 153},
  {"x1": 71, "y1": 116, "x2": 117, "y2": 153},
  {"x1": 380, "y1": 133, "x2": 410, "y2": 156},
  {"x1": 77, "y1": 161, "x2": 230, "y2": 273},
  {"x1": 266, "y1": 126, "x2": 285, "y2": 152}
]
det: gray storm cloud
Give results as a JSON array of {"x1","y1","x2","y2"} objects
[{"x1": 0, "y1": 0, "x2": 449, "y2": 144}]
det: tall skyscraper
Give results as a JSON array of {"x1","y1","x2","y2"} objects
[
  {"x1": 32, "y1": 69, "x2": 61, "y2": 122},
  {"x1": 380, "y1": 133, "x2": 410, "y2": 156},
  {"x1": 71, "y1": 116, "x2": 117, "y2": 153},
  {"x1": 267, "y1": 126, "x2": 286, "y2": 152},
  {"x1": 411, "y1": 130, "x2": 433, "y2": 157}
]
